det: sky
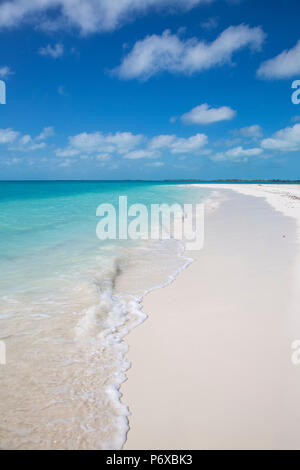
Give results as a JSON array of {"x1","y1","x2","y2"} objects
[{"x1": 1, "y1": 0, "x2": 300, "y2": 180}]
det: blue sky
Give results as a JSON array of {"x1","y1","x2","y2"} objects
[{"x1": 1, "y1": 0, "x2": 300, "y2": 180}]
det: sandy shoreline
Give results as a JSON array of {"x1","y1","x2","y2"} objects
[{"x1": 122, "y1": 184, "x2": 300, "y2": 450}]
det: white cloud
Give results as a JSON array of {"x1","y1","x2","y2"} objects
[
  {"x1": 56, "y1": 131, "x2": 144, "y2": 157},
  {"x1": 26, "y1": 142, "x2": 46, "y2": 151},
  {"x1": 212, "y1": 146, "x2": 263, "y2": 162},
  {"x1": 39, "y1": 43, "x2": 64, "y2": 58},
  {"x1": 123, "y1": 149, "x2": 160, "y2": 159},
  {"x1": 227, "y1": 146, "x2": 263, "y2": 158},
  {"x1": 56, "y1": 130, "x2": 208, "y2": 162},
  {"x1": 0, "y1": 126, "x2": 54, "y2": 152},
  {"x1": 201, "y1": 16, "x2": 219, "y2": 30},
  {"x1": 17, "y1": 126, "x2": 54, "y2": 150},
  {"x1": 11, "y1": 136, "x2": 46, "y2": 151},
  {"x1": 0, "y1": 0, "x2": 215, "y2": 34},
  {"x1": 181, "y1": 103, "x2": 236, "y2": 125},
  {"x1": 170, "y1": 134, "x2": 208, "y2": 153},
  {"x1": 115, "y1": 25, "x2": 265, "y2": 80},
  {"x1": 149, "y1": 133, "x2": 208, "y2": 153},
  {"x1": 258, "y1": 40, "x2": 300, "y2": 79},
  {"x1": 261, "y1": 123, "x2": 300, "y2": 152},
  {"x1": 149, "y1": 134, "x2": 177, "y2": 149},
  {"x1": 36, "y1": 126, "x2": 55, "y2": 140},
  {"x1": 0, "y1": 66, "x2": 13, "y2": 79},
  {"x1": 56, "y1": 148, "x2": 80, "y2": 157},
  {"x1": 0, "y1": 128, "x2": 19, "y2": 144},
  {"x1": 234, "y1": 124, "x2": 263, "y2": 138}
]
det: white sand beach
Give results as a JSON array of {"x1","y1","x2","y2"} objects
[{"x1": 122, "y1": 184, "x2": 300, "y2": 450}]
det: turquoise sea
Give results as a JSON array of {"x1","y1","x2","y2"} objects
[{"x1": 0, "y1": 181, "x2": 209, "y2": 450}]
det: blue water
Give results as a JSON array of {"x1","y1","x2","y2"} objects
[
  {"x1": 0, "y1": 181, "x2": 209, "y2": 450},
  {"x1": 0, "y1": 181, "x2": 204, "y2": 283}
]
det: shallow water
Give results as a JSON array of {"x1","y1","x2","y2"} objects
[{"x1": 0, "y1": 181, "x2": 209, "y2": 449}]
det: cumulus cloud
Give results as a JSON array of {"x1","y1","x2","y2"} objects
[
  {"x1": 257, "y1": 40, "x2": 300, "y2": 79},
  {"x1": 0, "y1": 0, "x2": 214, "y2": 34},
  {"x1": 261, "y1": 123, "x2": 300, "y2": 151},
  {"x1": 150, "y1": 134, "x2": 177, "y2": 149},
  {"x1": 170, "y1": 134, "x2": 208, "y2": 153},
  {"x1": 56, "y1": 148, "x2": 80, "y2": 157},
  {"x1": 56, "y1": 131, "x2": 144, "y2": 157},
  {"x1": 56, "y1": 130, "x2": 209, "y2": 161},
  {"x1": 39, "y1": 43, "x2": 64, "y2": 58},
  {"x1": 149, "y1": 133, "x2": 208, "y2": 153},
  {"x1": 36, "y1": 126, "x2": 55, "y2": 140},
  {"x1": 234, "y1": 124, "x2": 263, "y2": 138},
  {"x1": 201, "y1": 16, "x2": 219, "y2": 30},
  {"x1": 0, "y1": 66, "x2": 13, "y2": 79},
  {"x1": 0, "y1": 126, "x2": 54, "y2": 151},
  {"x1": 0, "y1": 128, "x2": 19, "y2": 144},
  {"x1": 16, "y1": 135, "x2": 46, "y2": 151},
  {"x1": 212, "y1": 146, "x2": 263, "y2": 162},
  {"x1": 115, "y1": 25, "x2": 266, "y2": 80},
  {"x1": 181, "y1": 103, "x2": 236, "y2": 125},
  {"x1": 123, "y1": 149, "x2": 160, "y2": 159}
]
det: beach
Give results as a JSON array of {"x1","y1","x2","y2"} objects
[
  {"x1": 2, "y1": 0, "x2": 300, "y2": 453},
  {"x1": 123, "y1": 184, "x2": 300, "y2": 450},
  {"x1": 1, "y1": 182, "x2": 300, "y2": 450}
]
